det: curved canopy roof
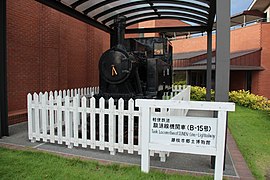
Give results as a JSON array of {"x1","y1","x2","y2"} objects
[{"x1": 36, "y1": 0, "x2": 216, "y2": 36}]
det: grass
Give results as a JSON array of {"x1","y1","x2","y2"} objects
[
  {"x1": 228, "y1": 105, "x2": 270, "y2": 180},
  {"x1": 0, "y1": 147, "x2": 212, "y2": 180}
]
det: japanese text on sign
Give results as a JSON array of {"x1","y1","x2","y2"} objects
[{"x1": 150, "y1": 116, "x2": 217, "y2": 148}]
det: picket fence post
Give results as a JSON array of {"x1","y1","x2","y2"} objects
[
  {"x1": 109, "y1": 97, "x2": 116, "y2": 155},
  {"x1": 64, "y1": 96, "x2": 71, "y2": 148},
  {"x1": 57, "y1": 95, "x2": 62, "y2": 144},
  {"x1": 27, "y1": 93, "x2": 34, "y2": 142},
  {"x1": 73, "y1": 95, "x2": 79, "y2": 147},
  {"x1": 99, "y1": 97, "x2": 105, "y2": 150},
  {"x1": 34, "y1": 93, "x2": 40, "y2": 141},
  {"x1": 90, "y1": 97, "x2": 96, "y2": 149},
  {"x1": 49, "y1": 94, "x2": 55, "y2": 143},
  {"x1": 41, "y1": 93, "x2": 47, "y2": 142},
  {"x1": 63, "y1": 90, "x2": 67, "y2": 98},
  {"x1": 82, "y1": 96, "x2": 87, "y2": 148},
  {"x1": 128, "y1": 99, "x2": 134, "y2": 154},
  {"x1": 118, "y1": 98, "x2": 124, "y2": 153}
]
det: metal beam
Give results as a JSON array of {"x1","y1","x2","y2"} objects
[
  {"x1": 207, "y1": 0, "x2": 216, "y2": 30},
  {"x1": 145, "y1": 0, "x2": 159, "y2": 17},
  {"x1": 35, "y1": 0, "x2": 113, "y2": 34},
  {"x1": 83, "y1": 0, "x2": 118, "y2": 15},
  {"x1": 101, "y1": 5, "x2": 209, "y2": 25},
  {"x1": 206, "y1": 31, "x2": 212, "y2": 101},
  {"x1": 92, "y1": 0, "x2": 210, "y2": 21},
  {"x1": 126, "y1": 26, "x2": 207, "y2": 34},
  {"x1": 0, "y1": 0, "x2": 8, "y2": 137},
  {"x1": 214, "y1": 0, "x2": 230, "y2": 170},
  {"x1": 70, "y1": 0, "x2": 88, "y2": 9},
  {"x1": 215, "y1": 0, "x2": 230, "y2": 102},
  {"x1": 206, "y1": 30, "x2": 214, "y2": 167},
  {"x1": 125, "y1": 16, "x2": 207, "y2": 27},
  {"x1": 115, "y1": 11, "x2": 208, "y2": 26}
]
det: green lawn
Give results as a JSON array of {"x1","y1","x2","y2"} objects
[
  {"x1": 228, "y1": 105, "x2": 270, "y2": 180},
  {"x1": 0, "y1": 147, "x2": 212, "y2": 180}
]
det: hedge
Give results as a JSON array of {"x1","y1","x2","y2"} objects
[{"x1": 189, "y1": 86, "x2": 270, "y2": 111}]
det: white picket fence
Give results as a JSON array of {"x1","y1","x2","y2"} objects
[
  {"x1": 27, "y1": 85, "x2": 190, "y2": 161},
  {"x1": 163, "y1": 85, "x2": 191, "y2": 101}
]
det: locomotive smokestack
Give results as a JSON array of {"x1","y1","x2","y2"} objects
[{"x1": 114, "y1": 16, "x2": 126, "y2": 48}]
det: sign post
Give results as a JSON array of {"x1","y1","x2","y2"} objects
[{"x1": 136, "y1": 100, "x2": 235, "y2": 180}]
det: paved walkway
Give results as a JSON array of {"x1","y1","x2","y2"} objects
[{"x1": 0, "y1": 122, "x2": 254, "y2": 179}]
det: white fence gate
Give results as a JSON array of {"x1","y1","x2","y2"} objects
[{"x1": 28, "y1": 85, "x2": 190, "y2": 160}]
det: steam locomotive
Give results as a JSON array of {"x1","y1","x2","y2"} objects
[{"x1": 98, "y1": 17, "x2": 172, "y2": 100}]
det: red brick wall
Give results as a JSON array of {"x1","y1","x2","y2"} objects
[
  {"x1": 251, "y1": 71, "x2": 260, "y2": 95},
  {"x1": 230, "y1": 24, "x2": 261, "y2": 52},
  {"x1": 7, "y1": 0, "x2": 109, "y2": 121},
  {"x1": 256, "y1": 23, "x2": 270, "y2": 98},
  {"x1": 126, "y1": 24, "x2": 139, "y2": 38},
  {"x1": 138, "y1": 20, "x2": 156, "y2": 37},
  {"x1": 126, "y1": 19, "x2": 190, "y2": 38},
  {"x1": 172, "y1": 35, "x2": 209, "y2": 54},
  {"x1": 172, "y1": 23, "x2": 262, "y2": 54},
  {"x1": 155, "y1": 19, "x2": 190, "y2": 27}
]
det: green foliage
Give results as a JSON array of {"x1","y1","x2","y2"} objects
[
  {"x1": 190, "y1": 86, "x2": 214, "y2": 101},
  {"x1": 191, "y1": 86, "x2": 206, "y2": 101},
  {"x1": 189, "y1": 86, "x2": 270, "y2": 111},
  {"x1": 173, "y1": 80, "x2": 187, "y2": 86},
  {"x1": 229, "y1": 90, "x2": 270, "y2": 111}
]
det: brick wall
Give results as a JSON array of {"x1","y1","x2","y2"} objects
[
  {"x1": 172, "y1": 23, "x2": 270, "y2": 98},
  {"x1": 126, "y1": 19, "x2": 190, "y2": 38},
  {"x1": 230, "y1": 24, "x2": 261, "y2": 52},
  {"x1": 172, "y1": 35, "x2": 209, "y2": 54},
  {"x1": 125, "y1": 24, "x2": 139, "y2": 38},
  {"x1": 138, "y1": 20, "x2": 156, "y2": 37},
  {"x1": 7, "y1": 0, "x2": 109, "y2": 124},
  {"x1": 172, "y1": 23, "x2": 262, "y2": 54},
  {"x1": 257, "y1": 23, "x2": 270, "y2": 98},
  {"x1": 155, "y1": 19, "x2": 189, "y2": 27}
]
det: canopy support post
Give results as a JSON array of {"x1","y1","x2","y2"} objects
[
  {"x1": 0, "y1": 0, "x2": 9, "y2": 138},
  {"x1": 213, "y1": 0, "x2": 231, "y2": 170},
  {"x1": 206, "y1": 31, "x2": 212, "y2": 101}
]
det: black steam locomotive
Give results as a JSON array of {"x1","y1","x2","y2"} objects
[{"x1": 98, "y1": 17, "x2": 172, "y2": 100}]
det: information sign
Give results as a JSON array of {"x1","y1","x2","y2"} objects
[{"x1": 150, "y1": 116, "x2": 217, "y2": 148}]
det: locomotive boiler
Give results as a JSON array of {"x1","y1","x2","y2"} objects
[{"x1": 98, "y1": 16, "x2": 172, "y2": 100}]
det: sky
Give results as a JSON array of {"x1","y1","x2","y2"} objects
[{"x1": 231, "y1": 0, "x2": 254, "y2": 15}]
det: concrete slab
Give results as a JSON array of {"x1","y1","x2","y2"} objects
[{"x1": 0, "y1": 122, "x2": 238, "y2": 178}]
